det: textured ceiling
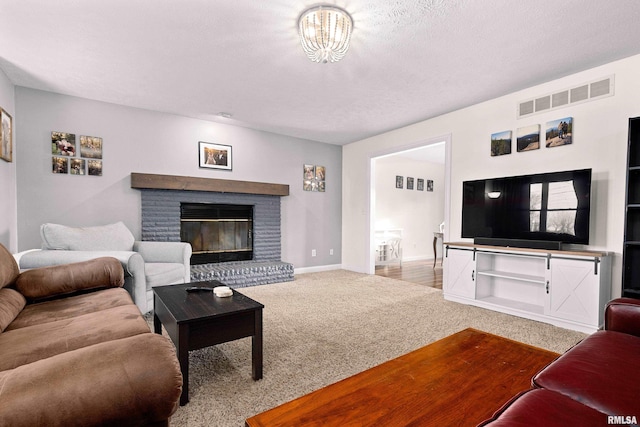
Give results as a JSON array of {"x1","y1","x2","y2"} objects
[{"x1": 2, "y1": 0, "x2": 640, "y2": 145}]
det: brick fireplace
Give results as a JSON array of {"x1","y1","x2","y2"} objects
[{"x1": 131, "y1": 173, "x2": 294, "y2": 286}]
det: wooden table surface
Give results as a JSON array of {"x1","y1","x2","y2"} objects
[{"x1": 245, "y1": 328, "x2": 559, "y2": 427}]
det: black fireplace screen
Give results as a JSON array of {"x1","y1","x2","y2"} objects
[{"x1": 180, "y1": 203, "x2": 253, "y2": 264}]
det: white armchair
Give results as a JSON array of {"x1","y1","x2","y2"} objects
[{"x1": 14, "y1": 222, "x2": 191, "y2": 314}]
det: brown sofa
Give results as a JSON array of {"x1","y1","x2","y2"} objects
[
  {"x1": 479, "y1": 297, "x2": 640, "y2": 426},
  {"x1": 0, "y1": 243, "x2": 182, "y2": 426}
]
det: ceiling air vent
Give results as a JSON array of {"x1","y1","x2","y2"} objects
[{"x1": 517, "y1": 75, "x2": 614, "y2": 119}]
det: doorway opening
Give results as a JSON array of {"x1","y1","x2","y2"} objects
[{"x1": 369, "y1": 135, "x2": 451, "y2": 286}]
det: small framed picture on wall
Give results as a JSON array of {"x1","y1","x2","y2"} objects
[
  {"x1": 0, "y1": 108, "x2": 13, "y2": 162},
  {"x1": 199, "y1": 141, "x2": 232, "y2": 170}
]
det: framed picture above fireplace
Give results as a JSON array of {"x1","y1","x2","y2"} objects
[{"x1": 199, "y1": 141, "x2": 232, "y2": 170}]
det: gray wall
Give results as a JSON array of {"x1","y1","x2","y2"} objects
[
  {"x1": 15, "y1": 87, "x2": 342, "y2": 269},
  {"x1": 0, "y1": 69, "x2": 16, "y2": 251}
]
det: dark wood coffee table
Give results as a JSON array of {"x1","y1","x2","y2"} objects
[
  {"x1": 245, "y1": 328, "x2": 559, "y2": 426},
  {"x1": 153, "y1": 281, "x2": 264, "y2": 406}
]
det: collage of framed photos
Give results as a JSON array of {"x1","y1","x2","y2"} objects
[
  {"x1": 491, "y1": 116, "x2": 573, "y2": 157},
  {"x1": 303, "y1": 164, "x2": 326, "y2": 192},
  {"x1": 396, "y1": 176, "x2": 433, "y2": 192},
  {"x1": 52, "y1": 132, "x2": 103, "y2": 176}
]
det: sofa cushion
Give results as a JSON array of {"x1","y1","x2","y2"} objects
[
  {"x1": 0, "y1": 288, "x2": 26, "y2": 332},
  {"x1": 0, "y1": 304, "x2": 150, "y2": 371},
  {"x1": 0, "y1": 244, "x2": 19, "y2": 289},
  {"x1": 0, "y1": 333, "x2": 181, "y2": 427},
  {"x1": 479, "y1": 389, "x2": 605, "y2": 426},
  {"x1": 145, "y1": 262, "x2": 186, "y2": 290},
  {"x1": 6, "y1": 288, "x2": 132, "y2": 331},
  {"x1": 40, "y1": 222, "x2": 135, "y2": 251},
  {"x1": 533, "y1": 330, "x2": 640, "y2": 415},
  {"x1": 15, "y1": 257, "x2": 124, "y2": 301}
]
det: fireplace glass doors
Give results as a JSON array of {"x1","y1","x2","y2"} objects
[{"x1": 180, "y1": 203, "x2": 253, "y2": 264}]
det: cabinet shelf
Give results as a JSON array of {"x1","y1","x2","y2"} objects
[
  {"x1": 476, "y1": 270, "x2": 545, "y2": 284},
  {"x1": 477, "y1": 295, "x2": 544, "y2": 315}
]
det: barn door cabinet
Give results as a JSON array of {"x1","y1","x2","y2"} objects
[{"x1": 443, "y1": 242, "x2": 611, "y2": 333}]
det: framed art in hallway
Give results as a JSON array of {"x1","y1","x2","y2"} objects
[
  {"x1": 396, "y1": 175, "x2": 403, "y2": 189},
  {"x1": 407, "y1": 177, "x2": 414, "y2": 190},
  {"x1": 417, "y1": 178, "x2": 424, "y2": 191},
  {"x1": 199, "y1": 141, "x2": 232, "y2": 170},
  {"x1": 0, "y1": 108, "x2": 12, "y2": 162}
]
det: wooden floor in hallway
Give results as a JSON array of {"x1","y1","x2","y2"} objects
[{"x1": 375, "y1": 259, "x2": 442, "y2": 289}]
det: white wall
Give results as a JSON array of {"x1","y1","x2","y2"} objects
[
  {"x1": 0, "y1": 68, "x2": 16, "y2": 251},
  {"x1": 15, "y1": 88, "x2": 342, "y2": 269},
  {"x1": 374, "y1": 156, "x2": 445, "y2": 261},
  {"x1": 343, "y1": 53, "x2": 640, "y2": 297}
]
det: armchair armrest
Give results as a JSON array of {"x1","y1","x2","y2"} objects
[
  {"x1": 605, "y1": 298, "x2": 640, "y2": 337},
  {"x1": 15, "y1": 257, "x2": 124, "y2": 300},
  {"x1": 133, "y1": 241, "x2": 192, "y2": 263},
  {"x1": 134, "y1": 241, "x2": 192, "y2": 282}
]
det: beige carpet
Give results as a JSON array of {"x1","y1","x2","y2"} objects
[{"x1": 155, "y1": 270, "x2": 586, "y2": 427}]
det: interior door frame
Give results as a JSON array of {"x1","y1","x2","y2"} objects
[{"x1": 367, "y1": 134, "x2": 452, "y2": 274}]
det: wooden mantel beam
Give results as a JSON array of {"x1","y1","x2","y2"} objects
[{"x1": 130, "y1": 173, "x2": 289, "y2": 196}]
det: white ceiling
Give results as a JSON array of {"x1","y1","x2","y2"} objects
[{"x1": 2, "y1": 0, "x2": 640, "y2": 145}]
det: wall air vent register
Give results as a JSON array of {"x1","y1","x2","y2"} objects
[{"x1": 518, "y1": 75, "x2": 614, "y2": 119}]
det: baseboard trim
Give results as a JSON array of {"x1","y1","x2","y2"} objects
[{"x1": 294, "y1": 264, "x2": 343, "y2": 275}]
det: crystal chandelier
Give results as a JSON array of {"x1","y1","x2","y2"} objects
[{"x1": 298, "y1": 5, "x2": 353, "y2": 63}]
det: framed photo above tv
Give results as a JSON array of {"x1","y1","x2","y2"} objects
[
  {"x1": 517, "y1": 124, "x2": 540, "y2": 152},
  {"x1": 491, "y1": 130, "x2": 512, "y2": 156},
  {"x1": 546, "y1": 117, "x2": 573, "y2": 148}
]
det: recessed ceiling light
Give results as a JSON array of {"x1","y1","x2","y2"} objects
[{"x1": 217, "y1": 112, "x2": 233, "y2": 118}]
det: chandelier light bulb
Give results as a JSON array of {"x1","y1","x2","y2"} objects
[{"x1": 298, "y1": 5, "x2": 353, "y2": 63}]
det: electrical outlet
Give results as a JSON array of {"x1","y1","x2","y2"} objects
[
  {"x1": 330, "y1": 249, "x2": 334, "y2": 255},
  {"x1": 311, "y1": 249, "x2": 316, "y2": 257}
]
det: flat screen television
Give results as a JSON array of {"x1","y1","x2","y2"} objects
[{"x1": 462, "y1": 168, "x2": 592, "y2": 249}]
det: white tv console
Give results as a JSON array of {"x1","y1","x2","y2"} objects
[{"x1": 443, "y1": 242, "x2": 612, "y2": 334}]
